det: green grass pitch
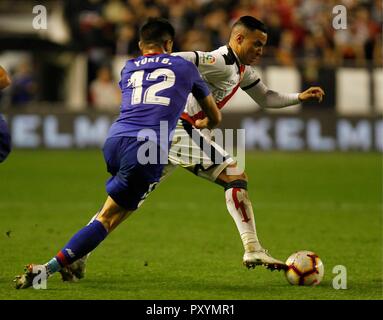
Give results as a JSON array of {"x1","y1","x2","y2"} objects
[{"x1": 0, "y1": 150, "x2": 381, "y2": 300}]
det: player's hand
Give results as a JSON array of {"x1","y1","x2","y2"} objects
[
  {"x1": 194, "y1": 117, "x2": 211, "y2": 129},
  {"x1": 298, "y1": 87, "x2": 325, "y2": 103}
]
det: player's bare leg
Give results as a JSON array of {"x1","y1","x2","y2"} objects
[
  {"x1": 60, "y1": 163, "x2": 178, "y2": 282},
  {"x1": 14, "y1": 197, "x2": 133, "y2": 289},
  {"x1": 216, "y1": 163, "x2": 286, "y2": 271},
  {"x1": 60, "y1": 197, "x2": 134, "y2": 281},
  {"x1": 95, "y1": 196, "x2": 133, "y2": 232},
  {"x1": 167, "y1": 121, "x2": 285, "y2": 271}
]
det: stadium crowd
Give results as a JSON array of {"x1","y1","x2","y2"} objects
[
  {"x1": 63, "y1": 0, "x2": 382, "y2": 66},
  {"x1": 0, "y1": 0, "x2": 381, "y2": 108}
]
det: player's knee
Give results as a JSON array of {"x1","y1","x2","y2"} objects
[
  {"x1": 238, "y1": 171, "x2": 248, "y2": 181},
  {"x1": 216, "y1": 167, "x2": 248, "y2": 190},
  {"x1": 217, "y1": 169, "x2": 248, "y2": 184},
  {"x1": 223, "y1": 164, "x2": 248, "y2": 181}
]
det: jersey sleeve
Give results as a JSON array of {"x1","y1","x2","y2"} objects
[
  {"x1": 172, "y1": 51, "x2": 198, "y2": 64},
  {"x1": 173, "y1": 51, "x2": 228, "y2": 80},
  {"x1": 243, "y1": 77, "x2": 300, "y2": 108},
  {"x1": 241, "y1": 65, "x2": 300, "y2": 107}
]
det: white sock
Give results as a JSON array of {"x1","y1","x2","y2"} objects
[{"x1": 225, "y1": 187, "x2": 262, "y2": 253}]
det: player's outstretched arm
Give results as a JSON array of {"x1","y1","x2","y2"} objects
[
  {"x1": 0, "y1": 66, "x2": 11, "y2": 90},
  {"x1": 195, "y1": 94, "x2": 222, "y2": 130},
  {"x1": 244, "y1": 79, "x2": 325, "y2": 109}
]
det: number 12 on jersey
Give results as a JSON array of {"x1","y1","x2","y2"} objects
[{"x1": 128, "y1": 68, "x2": 175, "y2": 106}]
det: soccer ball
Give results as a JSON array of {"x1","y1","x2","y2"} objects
[{"x1": 285, "y1": 251, "x2": 324, "y2": 286}]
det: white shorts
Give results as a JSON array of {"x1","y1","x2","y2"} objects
[{"x1": 163, "y1": 119, "x2": 235, "y2": 182}]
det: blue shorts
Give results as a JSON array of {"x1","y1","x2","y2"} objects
[
  {"x1": 103, "y1": 136, "x2": 164, "y2": 210},
  {"x1": 0, "y1": 116, "x2": 11, "y2": 163}
]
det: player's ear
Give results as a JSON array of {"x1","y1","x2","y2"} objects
[
  {"x1": 138, "y1": 41, "x2": 143, "y2": 51},
  {"x1": 236, "y1": 33, "x2": 245, "y2": 45},
  {"x1": 164, "y1": 40, "x2": 173, "y2": 54}
]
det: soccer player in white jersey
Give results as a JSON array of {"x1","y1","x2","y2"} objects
[
  {"x1": 169, "y1": 16, "x2": 324, "y2": 270},
  {"x1": 61, "y1": 16, "x2": 325, "y2": 280}
]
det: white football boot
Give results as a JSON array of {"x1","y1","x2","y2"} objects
[{"x1": 243, "y1": 249, "x2": 287, "y2": 271}]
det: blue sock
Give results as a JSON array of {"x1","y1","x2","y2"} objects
[{"x1": 55, "y1": 220, "x2": 108, "y2": 267}]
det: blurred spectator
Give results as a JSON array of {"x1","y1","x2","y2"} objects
[
  {"x1": 334, "y1": 18, "x2": 367, "y2": 66},
  {"x1": 371, "y1": 0, "x2": 383, "y2": 25},
  {"x1": 181, "y1": 29, "x2": 211, "y2": 52},
  {"x1": 115, "y1": 24, "x2": 139, "y2": 56},
  {"x1": 263, "y1": 12, "x2": 281, "y2": 58},
  {"x1": 59, "y1": 0, "x2": 381, "y2": 68},
  {"x1": 230, "y1": 0, "x2": 261, "y2": 22},
  {"x1": 145, "y1": 5, "x2": 163, "y2": 19},
  {"x1": 89, "y1": 66, "x2": 120, "y2": 111},
  {"x1": 298, "y1": 0, "x2": 324, "y2": 34},
  {"x1": 65, "y1": 0, "x2": 114, "y2": 51},
  {"x1": 10, "y1": 61, "x2": 38, "y2": 106},
  {"x1": 203, "y1": 8, "x2": 230, "y2": 48},
  {"x1": 126, "y1": 0, "x2": 147, "y2": 22},
  {"x1": 168, "y1": 2, "x2": 188, "y2": 35},
  {"x1": 1, "y1": 0, "x2": 381, "y2": 109},
  {"x1": 103, "y1": 0, "x2": 134, "y2": 25},
  {"x1": 276, "y1": 30, "x2": 296, "y2": 66},
  {"x1": 276, "y1": 0, "x2": 296, "y2": 29}
]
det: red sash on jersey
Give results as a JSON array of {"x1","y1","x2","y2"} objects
[{"x1": 181, "y1": 65, "x2": 245, "y2": 126}]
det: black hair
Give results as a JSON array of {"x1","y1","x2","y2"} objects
[
  {"x1": 232, "y1": 16, "x2": 267, "y2": 33},
  {"x1": 139, "y1": 17, "x2": 175, "y2": 46}
]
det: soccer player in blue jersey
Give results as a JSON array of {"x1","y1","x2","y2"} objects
[
  {"x1": 14, "y1": 18, "x2": 221, "y2": 289},
  {"x1": 0, "y1": 65, "x2": 11, "y2": 163}
]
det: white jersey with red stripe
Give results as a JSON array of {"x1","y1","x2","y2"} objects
[
  {"x1": 163, "y1": 45, "x2": 300, "y2": 182},
  {"x1": 173, "y1": 45, "x2": 251, "y2": 124},
  {"x1": 173, "y1": 45, "x2": 300, "y2": 125}
]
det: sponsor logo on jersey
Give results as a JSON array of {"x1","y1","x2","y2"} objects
[{"x1": 201, "y1": 54, "x2": 216, "y2": 64}]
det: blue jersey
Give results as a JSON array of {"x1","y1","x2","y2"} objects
[
  {"x1": 0, "y1": 115, "x2": 11, "y2": 163},
  {"x1": 107, "y1": 53, "x2": 210, "y2": 144}
]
